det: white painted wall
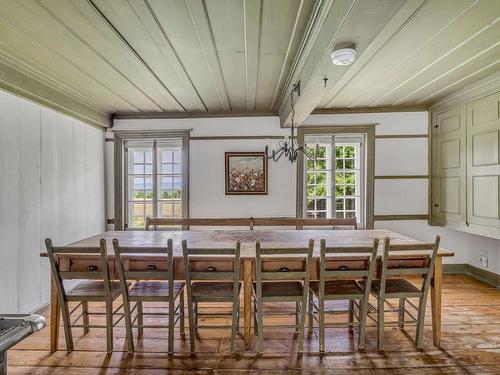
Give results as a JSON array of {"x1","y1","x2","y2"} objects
[
  {"x1": 305, "y1": 112, "x2": 500, "y2": 275},
  {"x1": 0, "y1": 89, "x2": 105, "y2": 313},
  {"x1": 109, "y1": 112, "x2": 500, "y2": 276}
]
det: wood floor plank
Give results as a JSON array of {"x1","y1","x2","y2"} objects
[{"x1": 6, "y1": 275, "x2": 500, "y2": 374}]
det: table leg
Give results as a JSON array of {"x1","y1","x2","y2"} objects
[
  {"x1": 431, "y1": 256, "x2": 442, "y2": 348},
  {"x1": 50, "y1": 275, "x2": 60, "y2": 353},
  {"x1": 243, "y1": 259, "x2": 253, "y2": 349}
]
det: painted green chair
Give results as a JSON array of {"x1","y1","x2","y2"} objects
[
  {"x1": 253, "y1": 239, "x2": 314, "y2": 353},
  {"x1": 182, "y1": 240, "x2": 241, "y2": 353},
  {"x1": 308, "y1": 238, "x2": 379, "y2": 352},
  {"x1": 113, "y1": 239, "x2": 185, "y2": 354},
  {"x1": 360, "y1": 235, "x2": 440, "y2": 350},
  {"x1": 45, "y1": 238, "x2": 123, "y2": 353}
]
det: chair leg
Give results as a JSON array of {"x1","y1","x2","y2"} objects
[
  {"x1": 253, "y1": 299, "x2": 258, "y2": 335},
  {"x1": 194, "y1": 302, "x2": 199, "y2": 336},
  {"x1": 137, "y1": 302, "x2": 144, "y2": 337},
  {"x1": 307, "y1": 292, "x2": 313, "y2": 335},
  {"x1": 295, "y1": 302, "x2": 300, "y2": 334},
  {"x1": 358, "y1": 298, "x2": 368, "y2": 350},
  {"x1": 105, "y1": 300, "x2": 113, "y2": 353},
  {"x1": 122, "y1": 300, "x2": 134, "y2": 353},
  {"x1": 82, "y1": 302, "x2": 89, "y2": 335},
  {"x1": 377, "y1": 297, "x2": 385, "y2": 351},
  {"x1": 398, "y1": 298, "x2": 405, "y2": 330},
  {"x1": 415, "y1": 296, "x2": 427, "y2": 349},
  {"x1": 168, "y1": 296, "x2": 175, "y2": 355},
  {"x1": 298, "y1": 296, "x2": 308, "y2": 353},
  {"x1": 179, "y1": 290, "x2": 185, "y2": 337},
  {"x1": 319, "y1": 298, "x2": 325, "y2": 353},
  {"x1": 60, "y1": 301, "x2": 74, "y2": 352},
  {"x1": 257, "y1": 298, "x2": 264, "y2": 354},
  {"x1": 186, "y1": 294, "x2": 196, "y2": 353},
  {"x1": 348, "y1": 300, "x2": 354, "y2": 331},
  {"x1": 230, "y1": 297, "x2": 239, "y2": 353}
]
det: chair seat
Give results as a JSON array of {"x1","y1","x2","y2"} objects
[
  {"x1": 253, "y1": 281, "x2": 304, "y2": 299},
  {"x1": 360, "y1": 278, "x2": 421, "y2": 295},
  {"x1": 191, "y1": 281, "x2": 240, "y2": 301},
  {"x1": 128, "y1": 281, "x2": 184, "y2": 300},
  {"x1": 310, "y1": 280, "x2": 364, "y2": 297},
  {"x1": 66, "y1": 280, "x2": 122, "y2": 301}
]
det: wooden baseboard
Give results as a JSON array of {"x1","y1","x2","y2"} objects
[{"x1": 443, "y1": 263, "x2": 500, "y2": 288}]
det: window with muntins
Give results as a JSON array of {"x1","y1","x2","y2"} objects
[
  {"x1": 125, "y1": 139, "x2": 184, "y2": 229},
  {"x1": 304, "y1": 134, "x2": 364, "y2": 226}
]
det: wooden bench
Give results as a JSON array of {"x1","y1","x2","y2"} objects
[{"x1": 145, "y1": 217, "x2": 357, "y2": 231}]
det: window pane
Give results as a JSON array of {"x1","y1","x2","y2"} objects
[
  {"x1": 145, "y1": 164, "x2": 153, "y2": 174},
  {"x1": 316, "y1": 172, "x2": 327, "y2": 185},
  {"x1": 346, "y1": 211, "x2": 356, "y2": 218},
  {"x1": 345, "y1": 146, "x2": 354, "y2": 158},
  {"x1": 336, "y1": 172, "x2": 344, "y2": 185},
  {"x1": 173, "y1": 163, "x2": 182, "y2": 174},
  {"x1": 316, "y1": 185, "x2": 327, "y2": 197},
  {"x1": 345, "y1": 185, "x2": 355, "y2": 196},
  {"x1": 345, "y1": 198, "x2": 356, "y2": 210},
  {"x1": 335, "y1": 211, "x2": 344, "y2": 218},
  {"x1": 173, "y1": 203, "x2": 182, "y2": 217},
  {"x1": 163, "y1": 151, "x2": 173, "y2": 163},
  {"x1": 306, "y1": 160, "x2": 315, "y2": 170},
  {"x1": 336, "y1": 159, "x2": 343, "y2": 170},
  {"x1": 345, "y1": 172, "x2": 355, "y2": 184},
  {"x1": 335, "y1": 146, "x2": 344, "y2": 158},
  {"x1": 307, "y1": 199, "x2": 314, "y2": 210},
  {"x1": 133, "y1": 151, "x2": 144, "y2": 163},
  {"x1": 307, "y1": 185, "x2": 315, "y2": 196},
  {"x1": 316, "y1": 160, "x2": 326, "y2": 170},
  {"x1": 336, "y1": 198, "x2": 344, "y2": 211},
  {"x1": 133, "y1": 164, "x2": 144, "y2": 174},
  {"x1": 336, "y1": 185, "x2": 344, "y2": 196},
  {"x1": 145, "y1": 151, "x2": 152, "y2": 163},
  {"x1": 344, "y1": 159, "x2": 354, "y2": 169},
  {"x1": 316, "y1": 211, "x2": 327, "y2": 218},
  {"x1": 317, "y1": 146, "x2": 327, "y2": 158},
  {"x1": 173, "y1": 151, "x2": 181, "y2": 163},
  {"x1": 316, "y1": 199, "x2": 327, "y2": 210}
]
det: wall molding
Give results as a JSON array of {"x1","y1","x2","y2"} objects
[
  {"x1": 312, "y1": 105, "x2": 428, "y2": 115},
  {"x1": 373, "y1": 214, "x2": 428, "y2": 221},
  {"x1": 374, "y1": 175, "x2": 429, "y2": 180},
  {"x1": 375, "y1": 134, "x2": 428, "y2": 139},
  {"x1": 190, "y1": 135, "x2": 284, "y2": 141},
  {"x1": 443, "y1": 263, "x2": 500, "y2": 288}
]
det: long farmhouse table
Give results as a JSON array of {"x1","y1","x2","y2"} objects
[{"x1": 41, "y1": 229, "x2": 454, "y2": 352}]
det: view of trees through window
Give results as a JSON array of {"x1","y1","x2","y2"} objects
[
  {"x1": 305, "y1": 140, "x2": 362, "y2": 222},
  {"x1": 126, "y1": 141, "x2": 182, "y2": 228}
]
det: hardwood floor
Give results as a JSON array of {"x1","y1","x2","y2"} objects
[{"x1": 8, "y1": 275, "x2": 500, "y2": 374}]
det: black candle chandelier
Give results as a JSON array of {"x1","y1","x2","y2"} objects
[{"x1": 265, "y1": 82, "x2": 315, "y2": 163}]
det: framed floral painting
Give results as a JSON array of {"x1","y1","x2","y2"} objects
[{"x1": 225, "y1": 152, "x2": 268, "y2": 195}]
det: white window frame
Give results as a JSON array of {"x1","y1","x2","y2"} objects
[
  {"x1": 297, "y1": 126, "x2": 375, "y2": 229},
  {"x1": 113, "y1": 131, "x2": 190, "y2": 230}
]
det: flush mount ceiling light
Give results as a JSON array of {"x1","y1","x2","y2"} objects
[{"x1": 330, "y1": 47, "x2": 356, "y2": 65}]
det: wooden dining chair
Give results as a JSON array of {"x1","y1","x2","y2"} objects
[
  {"x1": 253, "y1": 239, "x2": 314, "y2": 353},
  {"x1": 359, "y1": 235, "x2": 440, "y2": 350},
  {"x1": 182, "y1": 240, "x2": 241, "y2": 353},
  {"x1": 308, "y1": 238, "x2": 379, "y2": 352},
  {"x1": 113, "y1": 239, "x2": 185, "y2": 354},
  {"x1": 45, "y1": 238, "x2": 123, "y2": 353}
]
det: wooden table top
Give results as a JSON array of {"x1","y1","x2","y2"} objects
[{"x1": 41, "y1": 230, "x2": 454, "y2": 258}]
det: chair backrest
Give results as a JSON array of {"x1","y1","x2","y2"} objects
[
  {"x1": 113, "y1": 239, "x2": 175, "y2": 288},
  {"x1": 182, "y1": 240, "x2": 241, "y2": 285},
  {"x1": 380, "y1": 236, "x2": 441, "y2": 294},
  {"x1": 255, "y1": 240, "x2": 314, "y2": 285},
  {"x1": 251, "y1": 217, "x2": 357, "y2": 230},
  {"x1": 145, "y1": 217, "x2": 252, "y2": 231},
  {"x1": 45, "y1": 238, "x2": 111, "y2": 301},
  {"x1": 319, "y1": 239, "x2": 379, "y2": 285}
]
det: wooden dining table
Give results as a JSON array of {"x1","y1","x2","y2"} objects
[{"x1": 41, "y1": 229, "x2": 454, "y2": 352}]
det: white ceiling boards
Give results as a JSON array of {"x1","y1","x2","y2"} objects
[{"x1": 0, "y1": 0, "x2": 498, "y2": 127}]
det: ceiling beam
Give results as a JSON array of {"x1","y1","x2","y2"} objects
[
  {"x1": 312, "y1": 105, "x2": 428, "y2": 114},
  {"x1": 112, "y1": 110, "x2": 276, "y2": 120},
  {"x1": 277, "y1": 0, "x2": 420, "y2": 127}
]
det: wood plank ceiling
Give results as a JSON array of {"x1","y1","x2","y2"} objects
[{"x1": 0, "y1": 0, "x2": 498, "y2": 128}]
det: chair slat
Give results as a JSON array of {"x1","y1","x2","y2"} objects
[
  {"x1": 185, "y1": 248, "x2": 238, "y2": 255},
  {"x1": 259, "y1": 248, "x2": 309, "y2": 255},
  {"x1": 51, "y1": 247, "x2": 102, "y2": 254},
  {"x1": 261, "y1": 271, "x2": 306, "y2": 280}
]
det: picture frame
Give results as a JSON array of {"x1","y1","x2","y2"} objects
[{"x1": 225, "y1": 152, "x2": 268, "y2": 195}]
